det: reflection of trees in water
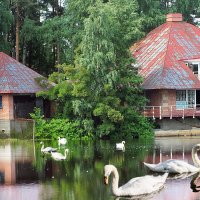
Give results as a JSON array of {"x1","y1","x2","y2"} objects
[
  {"x1": 16, "y1": 161, "x2": 39, "y2": 183},
  {"x1": 35, "y1": 139, "x2": 154, "y2": 200},
  {"x1": 44, "y1": 158, "x2": 53, "y2": 179}
]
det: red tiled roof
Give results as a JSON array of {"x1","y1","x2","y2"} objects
[
  {"x1": 0, "y1": 52, "x2": 44, "y2": 93},
  {"x1": 131, "y1": 13, "x2": 200, "y2": 90}
]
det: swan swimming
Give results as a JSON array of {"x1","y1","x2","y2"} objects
[
  {"x1": 40, "y1": 142, "x2": 57, "y2": 154},
  {"x1": 58, "y1": 137, "x2": 67, "y2": 145},
  {"x1": 51, "y1": 149, "x2": 69, "y2": 161},
  {"x1": 144, "y1": 143, "x2": 200, "y2": 174},
  {"x1": 103, "y1": 164, "x2": 168, "y2": 197},
  {"x1": 116, "y1": 141, "x2": 125, "y2": 150}
]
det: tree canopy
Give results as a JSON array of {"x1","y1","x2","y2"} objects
[
  {"x1": 1, "y1": 0, "x2": 200, "y2": 74},
  {"x1": 2, "y1": 0, "x2": 200, "y2": 138},
  {"x1": 38, "y1": 0, "x2": 153, "y2": 138}
]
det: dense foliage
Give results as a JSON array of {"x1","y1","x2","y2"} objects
[
  {"x1": 30, "y1": 108, "x2": 90, "y2": 140},
  {"x1": 1, "y1": 0, "x2": 200, "y2": 73},
  {"x1": 37, "y1": 0, "x2": 154, "y2": 139},
  {"x1": 2, "y1": 0, "x2": 200, "y2": 139}
]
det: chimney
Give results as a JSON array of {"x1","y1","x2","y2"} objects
[{"x1": 166, "y1": 13, "x2": 183, "y2": 22}]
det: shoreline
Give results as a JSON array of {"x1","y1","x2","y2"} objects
[{"x1": 155, "y1": 128, "x2": 200, "y2": 137}]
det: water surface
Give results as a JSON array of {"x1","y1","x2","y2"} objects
[{"x1": 0, "y1": 137, "x2": 200, "y2": 200}]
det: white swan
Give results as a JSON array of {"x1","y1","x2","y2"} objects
[
  {"x1": 58, "y1": 137, "x2": 67, "y2": 145},
  {"x1": 144, "y1": 143, "x2": 200, "y2": 174},
  {"x1": 103, "y1": 164, "x2": 168, "y2": 197},
  {"x1": 116, "y1": 141, "x2": 125, "y2": 150},
  {"x1": 40, "y1": 142, "x2": 57, "y2": 154},
  {"x1": 51, "y1": 149, "x2": 69, "y2": 161},
  {"x1": 167, "y1": 171, "x2": 197, "y2": 180}
]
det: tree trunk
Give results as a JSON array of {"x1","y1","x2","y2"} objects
[
  {"x1": 57, "y1": 42, "x2": 60, "y2": 64},
  {"x1": 15, "y1": 3, "x2": 20, "y2": 61},
  {"x1": 22, "y1": 44, "x2": 26, "y2": 65}
]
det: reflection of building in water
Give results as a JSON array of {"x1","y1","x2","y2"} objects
[
  {"x1": 0, "y1": 144, "x2": 14, "y2": 184},
  {"x1": 144, "y1": 137, "x2": 200, "y2": 165},
  {"x1": 150, "y1": 146, "x2": 186, "y2": 164},
  {"x1": 0, "y1": 143, "x2": 38, "y2": 185}
]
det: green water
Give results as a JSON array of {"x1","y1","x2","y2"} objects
[{"x1": 0, "y1": 137, "x2": 200, "y2": 200}]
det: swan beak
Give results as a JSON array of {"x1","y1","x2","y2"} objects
[{"x1": 104, "y1": 176, "x2": 109, "y2": 185}]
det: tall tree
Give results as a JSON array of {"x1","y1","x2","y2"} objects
[
  {"x1": 136, "y1": 0, "x2": 200, "y2": 33},
  {"x1": 33, "y1": 0, "x2": 67, "y2": 74},
  {"x1": 43, "y1": 0, "x2": 153, "y2": 138},
  {"x1": 63, "y1": 0, "x2": 95, "y2": 64},
  {"x1": 136, "y1": 0, "x2": 165, "y2": 33},
  {"x1": 167, "y1": 0, "x2": 200, "y2": 22},
  {"x1": 0, "y1": 0, "x2": 13, "y2": 53},
  {"x1": 10, "y1": 0, "x2": 41, "y2": 62}
]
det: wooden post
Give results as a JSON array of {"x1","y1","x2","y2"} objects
[
  {"x1": 170, "y1": 106, "x2": 172, "y2": 119},
  {"x1": 153, "y1": 106, "x2": 155, "y2": 120},
  {"x1": 159, "y1": 106, "x2": 162, "y2": 119}
]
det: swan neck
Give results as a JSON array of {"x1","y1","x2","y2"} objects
[
  {"x1": 110, "y1": 167, "x2": 119, "y2": 196},
  {"x1": 192, "y1": 146, "x2": 200, "y2": 167}
]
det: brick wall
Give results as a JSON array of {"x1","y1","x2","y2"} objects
[
  {"x1": 146, "y1": 89, "x2": 176, "y2": 107},
  {"x1": 0, "y1": 94, "x2": 14, "y2": 120}
]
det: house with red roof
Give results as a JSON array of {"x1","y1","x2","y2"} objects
[
  {"x1": 0, "y1": 52, "x2": 50, "y2": 137},
  {"x1": 131, "y1": 13, "x2": 200, "y2": 132}
]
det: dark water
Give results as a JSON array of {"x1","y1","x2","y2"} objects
[{"x1": 0, "y1": 137, "x2": 200, "y2": 200}]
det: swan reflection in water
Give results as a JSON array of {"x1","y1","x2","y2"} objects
[
  {"x1": 191, "y1": 172, "x2": 200, "y2": 192},
  {"x1": 114, "y1": 189, "x2": 162, "y2": 200},
  {"x1": 115, "y1": 191, "x2": 160, "y2": 200}
]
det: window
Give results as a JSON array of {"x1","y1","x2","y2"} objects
[
  {"x1": 176, "y1": 90, "x2": 186, "y2": 109},
  {"x1": 176, "y1": 90, "x2": 186, "y2": 101},
  {"x1": 176, "y1": 90, "x2": 195, "y2": 109},
  {"x1": 188, "y1": 90, "x2": 195, "y2": 107},
  {"x1": 188, "y1": 63, "x2": 199, "y2": 78},
  {"x1": 0, "y1": 96, "x2": 2, "y2": 109},
  {"x1": 192, "y1": 64, "x2": 198, "y2": 75}
]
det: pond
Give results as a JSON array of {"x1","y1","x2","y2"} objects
[{"x1": 0, "y1": 137, "x2": 200, "y2": 200}]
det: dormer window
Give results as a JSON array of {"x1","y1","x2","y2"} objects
[
  {"x1": 187, "y1": 62, "x2": 200, "y2": 78},
  {"x1": 191, "y1": 64, "x2": 198, "y2": 75}
]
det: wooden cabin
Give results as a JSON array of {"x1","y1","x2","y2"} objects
[{"x1": 131, "y1": 13, "x2": 200, "y2": 131}]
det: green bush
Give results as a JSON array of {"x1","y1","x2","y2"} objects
[
  {"x1": 118, "y1": 109, "x2": 154, "y2": 138},
  {"x1": 30, "y1": 108, "x2": 93, "y2": 140}
]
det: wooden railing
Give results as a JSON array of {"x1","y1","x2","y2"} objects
[{"x1": 143, "y1": 104, "x2": 200, "y2": 119}]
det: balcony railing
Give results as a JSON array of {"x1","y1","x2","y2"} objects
[{"x1": 143, "y1": 104, "x2": 200, "y2": 119}]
